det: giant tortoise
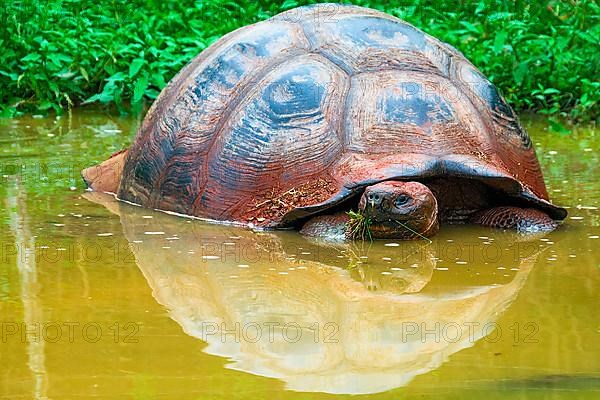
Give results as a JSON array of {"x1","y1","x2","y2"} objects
[{"x1": 82, "y1": 4, "x2": 567, "y2": 240}]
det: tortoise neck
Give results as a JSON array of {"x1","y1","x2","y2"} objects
[{"x1": 420, "y1": 194, "x2": 439, "y2": 238}]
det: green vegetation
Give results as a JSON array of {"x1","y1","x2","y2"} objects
[
  {"x1": 347, "y1": 210, "x2": 373, "y2": 241},
  {"x1": 1, "y1": 0, "x2": 598, "y2": 122}
]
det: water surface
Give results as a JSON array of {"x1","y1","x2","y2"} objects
[{"x1": 0, "y1": 110, "x2": 598, "y2": 399}]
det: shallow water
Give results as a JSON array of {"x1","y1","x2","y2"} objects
[{"x1": 0, "y1": 110, "x2": 598, "y2": 399}]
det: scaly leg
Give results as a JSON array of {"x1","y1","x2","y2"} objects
[{"x1": 472, "y1": 206, "x2": 558, "y2": 233}]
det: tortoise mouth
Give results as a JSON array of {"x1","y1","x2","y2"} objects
[{"x1": 360, "y1": 205, "x2": 412, "y2": 223}]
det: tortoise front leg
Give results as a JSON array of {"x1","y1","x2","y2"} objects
[{"x1": 472, "y1": 207, "x2": 558, "y2": 233}]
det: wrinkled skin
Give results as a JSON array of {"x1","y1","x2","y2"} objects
[
  {"x1": 300, "y1": 180, "x2": 557, "y2": 241},
  {"x1": 359, "y1": 181, "x2": 439, "y2": 239}
]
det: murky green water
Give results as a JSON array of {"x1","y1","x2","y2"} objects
[{"x1": 0, "y1": 110, "x2": 598, "y2": 399}]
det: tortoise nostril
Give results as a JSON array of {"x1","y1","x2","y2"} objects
[{"x1": 366, "y1": 192, "x2": 383, "y2": 204}]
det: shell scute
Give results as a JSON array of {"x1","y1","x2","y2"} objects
[
  {"x1": 334, "y1": 16, "x2": 426, "y2": 50},
  {"x1": 345, "y1": 71, "x2": 489, "y2": 157},
  {"x1": 197, "y1": 54, "x2": 349, "y2": 221},
  {"x1": 381, "y1": 82, "x2": 455, "y2": 126}
]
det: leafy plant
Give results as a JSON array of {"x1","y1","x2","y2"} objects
[
  {"x1": 0, "y1": 0, "x2": 598, "y2": 121},
  {"x1": 347, "y1": 210, "x2": 373, "y2": 241}
]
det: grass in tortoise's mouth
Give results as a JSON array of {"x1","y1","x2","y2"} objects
[
  {"x1": 347, "y1": 210, "x2": 373, "y2": 241},
  {"x1": 347, "y1": 210, "x2": 432, "y2": 243}
]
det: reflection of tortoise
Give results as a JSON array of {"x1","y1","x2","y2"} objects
[
  {"x1": 82, "y1": 4, "x2": 566, "y2": 240},
  {"x1": 97, "y1": 189, "x2": 542, "y2": 395}
]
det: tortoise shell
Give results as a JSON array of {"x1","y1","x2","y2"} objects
[{"x1": 115, "y1": 4, "x2": 566, "y2": 226}]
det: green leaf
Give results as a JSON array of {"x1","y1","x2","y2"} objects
[
  {"x1": 459, "y1": 21, "x2": 480, "y2": 34},
  {"x1": 475, "y1": 1, "x2": 486, "y2": 14},
  {"x1": 21, "y1": 53, "x2": 41, "y2": 63},
  {"x1": 0, "y1": 71, "x2": 19, "y2": 81},
  {"x1": 47, "y1": 53, "x2": 72, "y2": 67},
  {"x1": 488, "y1": 11, "x2": 512, "y2": 21},
  {"x1": 38, "y1": 100, "x2": 53, "y2": 110},
  {"x1": 132, "y1": 74, "x2": 148, "y2": 104},
  {"x1": 493, "y1": 30, "x2": 508, "y2": 53},
  {"x1": 84, "y1": 92, "x2": 113, "y2": 104},
  {"x1": 106, "y1": 72, "x2": 126, "y2": 82},
  {"x1": 542, "y1": 88, "x2": 561, "y2": 95},
  {"x1": 513, "y1": 62, "x2": 528, "y2": 85},
  {"x1": 280, "y1": 0, "x2": 299, "y2": 10},
  {"x1": 151, "y1": 72, "x2": 166, "y2": 89},
  {"x1": 129, "y1": 58, "x2": 145, "y2": 78},
  {"x1": 80, "y1": 67, "x2": 89, "y2": 81},
  {"x1": 145, "y1": 88, "x2": 160, "y2": 99},
  {"x1": 84, "y1": 81, "x2": 117, "y2": 104},
  {"x1": 576, "y1": 31, "x2": 598, "y2": 45}
]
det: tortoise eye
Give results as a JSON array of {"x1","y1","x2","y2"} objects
[{"x1": 395, "y1": 194, "x2": 410, "y2": 207}]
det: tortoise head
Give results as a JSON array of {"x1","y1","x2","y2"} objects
[{"x1": 358, "y1": 181, "x2": 439, "y2": 239}]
